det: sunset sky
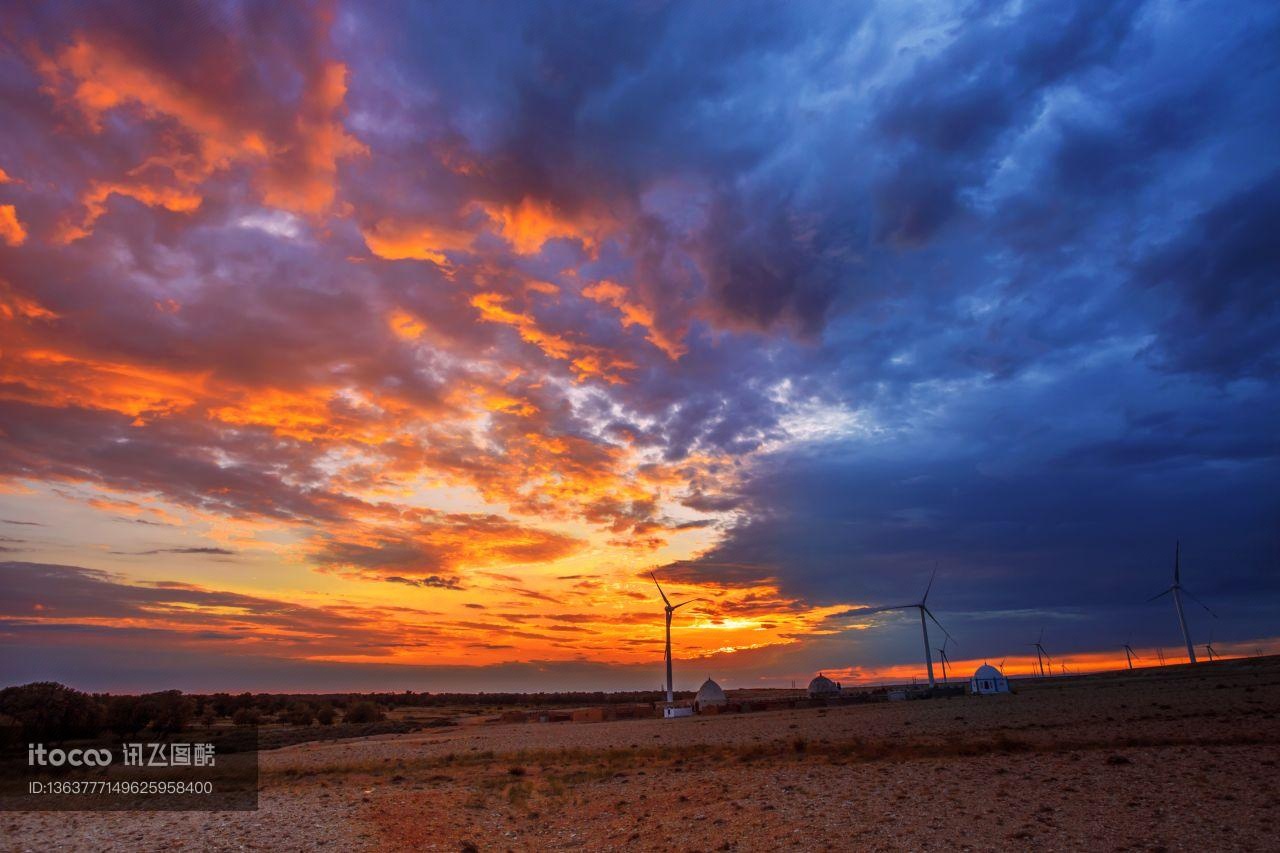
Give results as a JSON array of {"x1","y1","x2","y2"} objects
[{"x1": 1, "y1": 0, "x2": 1277, "y2": 693}]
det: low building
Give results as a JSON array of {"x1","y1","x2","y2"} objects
[
  {"x1": 693, "y1": 677, "x2": 727, "y2": 713},
  {"x1": 807, "y1": 673, "x2": 841, "y2": 698},
  {"x1": 969, "y1": 663, "x2": 1010, "y2": 695},
  {"x1": 662, "y1": 705, "x2": 693, "y2": 718}
]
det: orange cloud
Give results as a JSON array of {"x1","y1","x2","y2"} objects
[
  {"x1": 362, "y1": 218, "x2": 476, "y2": 264},
  {"x1": 582, "y1": 279, "x2": 687, "y2": 359},
  {"x1": 0, "y1": 333, "x2": 438, "y2": 446},
  {"x1": 0, "y1": 205, "x2": 28, "y2": 246},
  {"x1": 258, "y1": 62, "x2": 367, "y2": 214},
  {"x1": 569, "y1": 351, "x2": 636, "y2": 385},
  {"x1": 361, "y1": 197, "x2": 611, "y2": 264},
  {"x1": 387, "y1": 308, "x2": 428, "y2": 340},
  {"x1": 207, "y1": 383, "x2": 455, "y2": 447},
  {"x1": 311, "y1": 510, "x2": 584, "y2": 579},
  {"x1": 207, "y1": 388, "x2": 354, "y2": 443},
  {"x1": 57, "y1": 181, "x2": 202, "y2": 243},
  {"x1": 419, "y1": 416, "x2": 655, "y2": 530},
  {"x1": 0, "y1": 281, "x2": 57, "y2": 321},
  {"x1": 479, "y1": 197, "x2": 609, "y2": 255},
  {"x1": 0, "y1": 347, "x2": 207, "y2": 422},
  {"x1": 82, "y1": 493, "x2": 184, "y2": 525},
  {"x1": 471, "y1": 292, "x2": 574, "y2": 360},
  {"x1": 470, "y1": 291, "x2": 637, "y2": 384},
  {"x1": 37, "y1": 37, "x2": 364, "y2": 240},
  {"x1": 478, "y1": 389, "x2": 538, "y2": 417}
]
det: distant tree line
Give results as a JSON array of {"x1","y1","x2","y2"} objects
[
  {"x1": 0, "y1": 682, "x2": 682, "y2": 742},
  {"x1": 284, "y1": 689, "x2": 677, "y2": 708},
  {"x1": 0, "y1": 683, "x2": 388, "y2": 742}
]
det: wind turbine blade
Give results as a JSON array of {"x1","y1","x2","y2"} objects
[
  {"x1": 671, "y1": 597, "x2": 707, "y2": 610},
  {"x1": 1146, "y1": 587, "x2": 1173, "y2": 603},
  {"x1": 1174, "y1": 540, "x2": 1180, "y2": 584},
  {"x1": 922, "y1": 607, "x2": 954, "y2": 643},
  {"x1": 922, "y1": 565, "x2": 937, "y2": 603},
  {"x1": 835, "y1": 604, "x2": 913, "y2": 618},
  {"x1": 1181, "y1": 588, "x2": 1217, "y2": 618},
  {"x1": 649, "y1": 572, "x2": 670, "y2": 607}
]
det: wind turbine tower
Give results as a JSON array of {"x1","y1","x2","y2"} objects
[
  {"x1": 1146, "y1": 541, "x2": 1215, "y2": 664},
  {"x1": 650, "y1": 572, "x2": 705, "y2": 703},
  {"x1": 1205, "y1": 634, "x2": 1218, "y2": 662},
  {"x1": 935, "y1": 637, "x2": 953, "y2": 684},
  {"x1": 1029, "y1": 629, "x2": 1050, "y2": 677},
  {"x1": 844, "y1": 568, "x2": 953, "y2": 688}
]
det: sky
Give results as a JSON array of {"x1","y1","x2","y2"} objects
[{"x1": 0, "y1": 0, "x2": 1277, "y2": 694}]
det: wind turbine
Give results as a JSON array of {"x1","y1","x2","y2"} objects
[
  {"x1": 1146, "y1": 541, "x2": 1215, "y2": 664},
  {"x1": 935, "y1": 637, "x2": 953, "y2": 684},
  {"x1": 1123, "y1": 643, "x2": 1140, "y2": 670},
  {"x1": 1204, "y1": 633, "x2": 1218, "y2": 662},
  {"x1": 837, "y1": 568, "x2": 953, "y2": 687},
  {"x1": 1029, "y1": 629, "x2": 1050, "y2": 677},
  {"x1": 650, "y1": 572, "x2": 706, "y2": 703}
]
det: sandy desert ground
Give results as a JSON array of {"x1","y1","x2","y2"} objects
[{"x1": 5, "y1": 656, "x2": 1279, "y2": 852}]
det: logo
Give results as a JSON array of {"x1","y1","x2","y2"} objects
[{"x1": 27, "y1": 744, "x2": 113, "y2": 767}]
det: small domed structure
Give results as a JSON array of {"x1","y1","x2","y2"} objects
[
  {"x1": 969, "y1": 663, "x2": 1010, "y2": 695},
  {"x1": 807, "y1": 673, "x2": 840, "y2": 698},
  {"x1": 693, "y1": 677, "x2": 726, "y2": 711}
]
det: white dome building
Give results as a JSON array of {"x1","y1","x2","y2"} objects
[
  {"x1": 693, "y1": 677, "x2": 727, "y2": 711},
  {"x1": 969, "y1": 663, "x2": 1010, "y2": 695},
  {"x1": 807, "y1": 673, "x2": 841, "y2": 698}
]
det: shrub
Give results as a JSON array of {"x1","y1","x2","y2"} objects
[
  {"x1": 232, "y1": 707, "x2": 261, "y2": 727},
  {"x1": 139, "y1": 691, "x2": 195, "y2": 734},
  {"x1": 315, "y1": 704, "x2": 336, "y2": 726},
  {"x1": 284, "y1": 702, "x2": 315, "y2": 726},
  {"x1": 0, "y1": 682, "x2": 103, "y2": 741},
  {"x1": 105, "y1": 695, "x2": 149, "y2": 737},
  {"x1": 345, "y1": 701, "x2": 385, "y2": 724}
]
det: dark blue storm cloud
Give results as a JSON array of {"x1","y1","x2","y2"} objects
[
  {"x1": 237, "y1": 0, "x2": 1280, "y2": 639},
  {"x1": 516, "y1": 0, "x2": 1280, "y2": 653}
]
